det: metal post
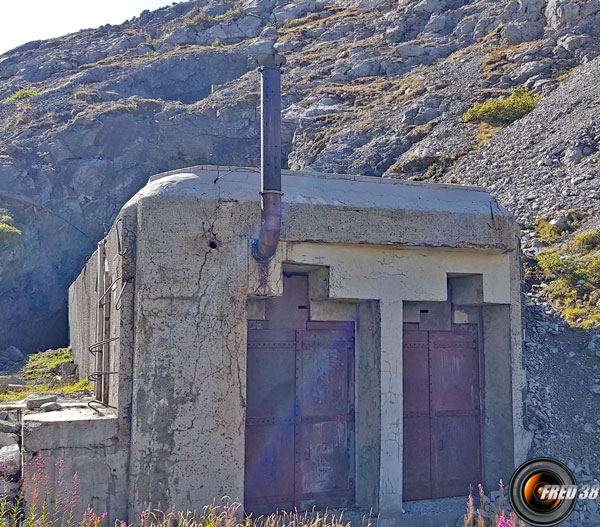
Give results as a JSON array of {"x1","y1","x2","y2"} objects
[{"x1": 94, "y1": 240, "x2": 106, "y2": 401}]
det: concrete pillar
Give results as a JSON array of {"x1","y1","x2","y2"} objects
[{"x1": 378, "y1": 299, "x2": 405, "y2": 515}]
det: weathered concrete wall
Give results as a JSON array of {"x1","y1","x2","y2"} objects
[
  {"x1": 147, "y1": 166, "x2": 517, "y2": 251},
  {"x1": 482, "y1": 304, "x2": 515, "y2": 489},
  {"x1": 69, "y1": 255, "x2": 97, "y2": 380},
  {"x1": 355, "y1": 300, "x2": 381, "y2": 509},
  {"x1": 22, "y1": 408, "x2": 128, "y2": 524},
  {"x1": 126, "y1": 192, "x2": 259, "y2": 516},
  {"x1": 509, "y1": 246, "x2": 530, "y2": 468},
  {"x1": 69, "y1": 210, "x2": 136, "y2": 427},
  {"x1": 66, "y1": 166, "x2": 522, "y2": 520}
]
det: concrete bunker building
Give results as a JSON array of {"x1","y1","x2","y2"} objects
[{"x1": 23, "y1": 56, "x2": 528, "y2": 524}]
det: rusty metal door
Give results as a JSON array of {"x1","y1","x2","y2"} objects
[
  {"x1": 245, "y1": 328, "x2": 297, "y2": 512},
  {"x1": 403, "y1": 323, "x2": 481, "y2": 501},
  {"x1": 295, "y1": 324, "x2": 354, "y2": 510},
  {"x1": 245, "y1": 275, "x2": 354, "y2": 514}
]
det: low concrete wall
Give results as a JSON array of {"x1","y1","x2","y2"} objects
[
  {"x1": 69, "y1": 255, "x2": 97, "y2": 380},
  {"x1": 69, "y1": 211, "x2": 136, "y2": 427},
  {"x1": 22, "y1": 408, "x2": 128, "y2": 524}
]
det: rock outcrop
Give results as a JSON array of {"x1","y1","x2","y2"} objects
[
  {"x1": 1, "y1": 0, "x2": 600, "y2": 524},
  {"x1": 1, "y1": 0, "x2": 598, "y2": 353}
]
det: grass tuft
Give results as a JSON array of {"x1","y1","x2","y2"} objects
[
  {"x1": 2, "y1": 89, "x2": 39, "y2": 104},
  {"x1": 463, "y1": 87, "x2": 540, "y2": 126},
  {"x1": 572, "y1": 230, "x2": 600, "y2": 251},
  {"x1": 534, "y1": 212, "x2": 580, "y2": 244},
  {"x1": 474, "y1": 123, "x2": 501, "y2": 147},
  {"x1": 184, "y1": 8, "x2": 216, "y2": 26},
  {"x1": 0, "y1": 379, "x2": 90, "y2": 404}
]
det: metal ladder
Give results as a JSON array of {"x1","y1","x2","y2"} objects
[{"x1": 88, "y1": 239, "x2": 118, "y2": 407}]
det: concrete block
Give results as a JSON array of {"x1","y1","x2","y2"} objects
[
  {"x1": 22, "y1": 408, "x2": 128, "y2": 523},
  {"x1": 23, "y1": 408, "x2": 118, "y2": 450}
]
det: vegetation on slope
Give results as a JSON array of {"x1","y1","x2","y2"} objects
[
  {"x1": 23, "y1": 346, "x2": 74, "y2": 381},
  {"x1": 2, "y1": 89, "x2": 39, "y2": 104},
  {"x1": 537, "y1": 230, "x2": 600, "y2": 328},
  {"x1": 0, "y1": 379, "x2": 89, "y2": 404},
  {"x1": 463, "y1": 87, "x2": 540, "y2": 126}
]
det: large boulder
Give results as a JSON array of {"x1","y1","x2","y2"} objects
[{"x1": 0, "y1": 432, "x2": 18, "y2": 447}]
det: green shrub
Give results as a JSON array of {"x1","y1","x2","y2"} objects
[
  {"x1": 572, "y1": 230, "x2": 600, "y2": 251},
  {"x1": 0, "y1": 222, "x2": 21, "y2": 236},
  {"x1": 534, "y1": 219, "x2": 563, "y2": 244},
  {"x1": 0, "y1": 215, "x2": 22, "y2": 248},
  {"x1": 2, "y1": 88, "x2": 39, "y2": 104},
  {"x1": 538, "y1": 251, "x2": 573, "y2": 278},
  {"x1": 544, "y1": 277, "x2": 578, "y2": 305},
  {"x1": 536, "y1": 240, "x2": 600, "y2": 328},
  {"x1": 211, "y1": 37, "x2": 222, "y2": 48},
  {"x1": 563, "y1": 307, "x2": 600, "y2": 328},
  {"x1": 463, "y1": 87, "x2": 540, "y2": 125}
]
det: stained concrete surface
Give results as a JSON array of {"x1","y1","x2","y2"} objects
[{"x1": 63, "y1": 165, "x2": 524, "y2": 522}]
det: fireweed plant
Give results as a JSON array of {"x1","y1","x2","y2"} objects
[
  {"x1": 0, "y1": 458, "x2": 89, "y2": 527},
  {"x1": 1, "y1": 462, "x2": 369, "y2": 527},
  {"x1": 464, "y1": 481, "x2": 528, "y2": 527}
]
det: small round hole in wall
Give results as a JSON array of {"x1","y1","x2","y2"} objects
[{"x1": 209, "y1": 240, "x2": 218, "y2": 249}]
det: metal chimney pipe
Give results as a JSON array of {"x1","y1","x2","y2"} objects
[{"x1": 252, "y1": 53, "x2": 286, "y2": 263}]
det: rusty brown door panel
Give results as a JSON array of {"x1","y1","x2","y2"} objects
[
  {"x1": 403, "y1": 323, "x2": 481, "y2": 501},
  {"x1": 429, "y1": 326, "x2": 480, "y2": 499},
  {"x1": 245, "y1": 282, "x2": 355, "y2": 514},
  {"x1": 402, "y1": 323, "x2": 432, "y2": 500},
  {"x1": 245, "y1": 422, "x2": 295, "y2": 511},
  {"x1": 245, "y1": 331, "x2": 297, "y2": 512},
  {"x1": 296, "y1": 328, "x2": 354, "y2": 509},
  {"x1": 431, "y1": 414, "x2": 481, "y2": 498},
  {"x1": 246, "y1": 330, "x2": 296, "y2": 420}
]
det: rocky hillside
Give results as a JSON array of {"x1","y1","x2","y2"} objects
[
  {"x1": 1, "y1": 1, "x2": 600, "y2": 519},
  {"x1": 0, "y1": 0, "x2": 598, "y2": 351}
]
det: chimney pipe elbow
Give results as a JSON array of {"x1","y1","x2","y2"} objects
[{"x1": 252, "y1": 191, "x2": 282, "y2": 263}]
